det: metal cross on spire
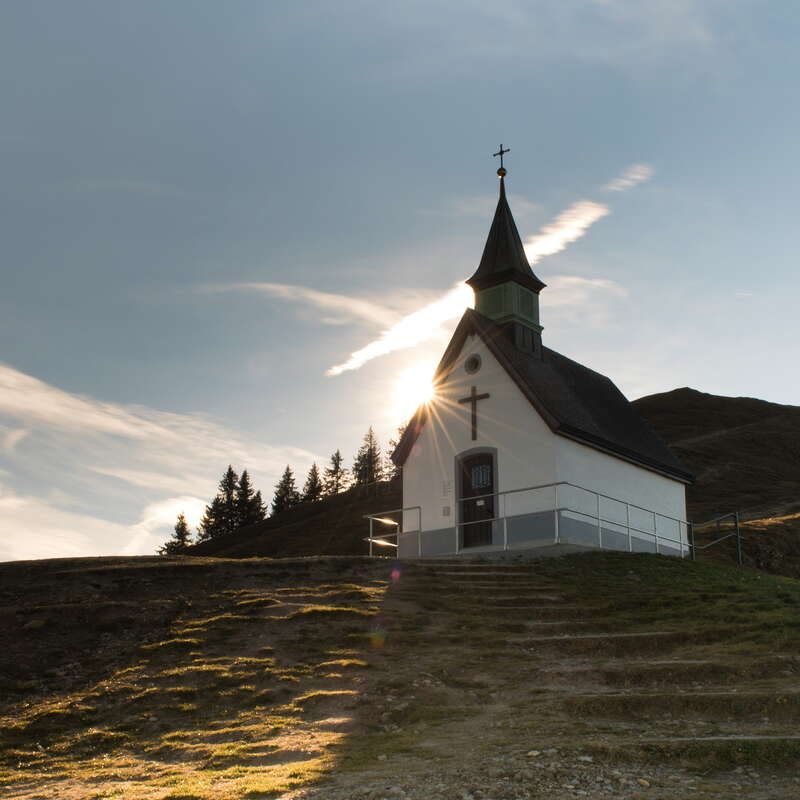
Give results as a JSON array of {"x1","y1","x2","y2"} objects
[{"x1": 493, "y1": 143, "x2": 510, "y2": 175}]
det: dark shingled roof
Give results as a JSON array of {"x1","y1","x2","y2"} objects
[
  {"x1": 392, "y1": 309, "x2": 693, "y2": 483},
  {"x1": 466, "y1": 176, "x2": 546, "y2": 295}
]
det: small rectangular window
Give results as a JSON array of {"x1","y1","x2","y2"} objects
[{"x1": 471, "y1": 464, "x2": 492, "y2": 489}]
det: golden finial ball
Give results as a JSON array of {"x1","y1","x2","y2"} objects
[{"x1": 497, "y1": 167, "x2": 507, "y2": 177}]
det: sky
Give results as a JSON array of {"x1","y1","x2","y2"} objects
[{"x1": 1, "y1": 1, "x2": 799, "y2": 561}]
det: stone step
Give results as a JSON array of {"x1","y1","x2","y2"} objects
[
  {"x1": 561, "y1": 690, "x2": 800, "y2": 721},
  {"x1": 535, "y1": 657, "x2": 800, "y2": 688},
  {"x1": 585, "y1": 734, "x2": 800, "y2": 767},
  {"x1": 450, "y1": 604, "x2": 594, "y2": 618},
  {"x1": 511, "y1": 630, "x2": 688, "y2": 656},
  {"x1": 403, "y1": 594, "x2": 569, "y2": 606}
]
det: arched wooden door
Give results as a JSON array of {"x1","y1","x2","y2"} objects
[{"x1": 459, "y1": 453, "x2": 495, "y2": 548}]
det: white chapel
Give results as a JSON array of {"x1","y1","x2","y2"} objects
[{"x1": 383, "y1": 158, "x2": 693, "y2": 559}]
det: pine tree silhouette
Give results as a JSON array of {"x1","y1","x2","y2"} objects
[
  {"x1": 159, "y1": 513, "x2": 193, "y2": 554},
  {"x1": 272, "y1": 465, "x2": 300, "y2": 515},
  {"x1": 302, "y1": 463, "x2": 323, "y2": 503},
  {"x1": 353, "y1": 427, "x2": 383, "y2": 485},
  {"x1": 236, "y1": 469, "x2": 267, "y2": 528},
  {"x1": 323, "y1": 449, "x2": 347, "y2": 496},
  {"x1": 386, "y1": 421, "x2": 407, "y2": 480}
]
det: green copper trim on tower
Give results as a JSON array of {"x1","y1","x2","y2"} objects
[{"x1": 474, "y1": 281, "x2": 542, "y2": 331}]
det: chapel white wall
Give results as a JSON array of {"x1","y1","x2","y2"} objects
[
  {"x1": 553, "y1": 437, "x2": 688, "y2": 543},
  {"x1": 402, "y1": 331, "x2": 688, "y2": 545}
]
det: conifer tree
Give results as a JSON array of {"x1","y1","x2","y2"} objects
[
  {"x1": 302, "y1": 463, "x2": 323, "y2": 503},
  {"x1": 197, "y1": 465, "x2": 240, "y2": 540},
  {"x1": 272, "y1": 465, "x2": 300, "y2": 515},
  {"x1": 159, "y1": 513, "x2": 193, "y2": 555},
  {"x1": 217, "y1": 464, "x2": 239, "y2": 534},
  {"x1": 235, "y1": 469, "x2": 267, "y2": 528},
  {"x1": 252, "y1": 490, "x2": 268, "y2": 521},
  {"x1": 353, "y1": 427, "x2": 383, "y2": 485},
  {"x1": 323, "y1": 449, "x2": 347, "y2": 496},
  {"x1": 386, "y1": 422, "x2": 407, "y2": 480},
  {"x1": 197, "y1": 495, "x2": 225, "y2": 541}
]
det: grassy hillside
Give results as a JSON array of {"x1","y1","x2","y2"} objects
[
  {"x1": 2, "y1": 552, "x2": 800, "y2": 798},
  {"x1": 633, "y1": 387, "x2": 800, "y2": 521},
  {"x1": 190, "y1": 480, "x2": 401, "y2": 560}
]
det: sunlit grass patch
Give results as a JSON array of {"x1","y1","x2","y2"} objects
[
  {"x1": 313, "y1": 658, "x2": 368, "y2": 670},
  {"x1": 235, "y1": 596, "x2": 280, "y2": 609},
  {"x1": 180, "y1": 613, "x2": 255, "y2": 631},
  {"x1": 202, "y1": 656, "x2": 276, "y2": 668},
  {"x1": 141, "y1": 638, "x2": 203, "y2": 652},
  {"x1": 287, "y1": 605, "x2": 375, "y2": 619},
  {"x1": 157, "y1": 664, "x2": 230, "y2": 679},
  {"x1": 292, "y1": 689, "x2": 358, "y2": 710}
]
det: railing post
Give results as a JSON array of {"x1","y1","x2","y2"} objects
[
  {"x1": 596, "y1": 492, "x2": 602, "y2": 549},
  {"x1": 502, "y1": 492, "x2": 508, "y2": 551},
  {"x1": 554, "y1": 484, "x2": 560, "y2": 544},
  {"x1": 369, "y1": 517, "x2": 374, "y2": 557},
  {"x1": 626, "y1": 503, "x2": 632, "y2": 551},
  {"x1": 688, "y1": 522, "x2": 696, "y2": 561},
  {"x1": 653, "y1": 511, "x2": 658, "y2": 555},
  {"x1": 735, "y1": 511, "x2": 743, "y2": 566}
]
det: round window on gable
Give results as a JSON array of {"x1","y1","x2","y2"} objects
[{"x1": 465, "y1": 354, "x2": 482, "y2": 374}]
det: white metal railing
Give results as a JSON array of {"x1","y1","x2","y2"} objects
[
  {"x1": 365, "y1": 481, "x2": 690, "y2": 558},
  {"x1": 363, "y1": 505, "x2": 421, "y2": 556}
]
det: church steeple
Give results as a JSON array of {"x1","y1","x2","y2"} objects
[{"x1": 467, "y1": 154, "x2": 546, "y2": 355}]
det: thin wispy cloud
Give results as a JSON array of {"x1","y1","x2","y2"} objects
[
  {"x1": 448, "y1": 193, "x2": 539, "y2": 219},
  {"x1": 327, "y1": 283, "x2": 474, "y2": 376},
  {"x1": 205, "y1": 282, "x2": 396, "y2": 327},
  {"x1": 604, "y1": 163, "x2": 654, "y2": 191},
  {"x1": 524, "y1": 200, "x2": 611, "y2": 263},
  {"x1": 0, "y1": 363, "x2": 322, "y2": 559},
  {"x1": 2, "y1": 426, "x2": 28, "y2": 454},
  {"x1": 542, "y1": 275, "x2": 629, "y2": 327}
]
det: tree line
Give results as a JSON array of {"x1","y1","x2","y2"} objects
[{"x1": 159, "y1": 425, "x2": 404, "y2": 555}]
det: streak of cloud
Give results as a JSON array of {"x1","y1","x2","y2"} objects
[
  {"x1": 544, "y1": 275, "x2": 629, "y2": 307},
  {"x1": 205, "y1": 282, "x2": 396, "y2": 327},
  {"x1": 2, "y1": 427, "x2": 28, "y2": 454},
  {"x1": 524, "y1": 201, "x2": 611, "y2": 264},
  {"x1": 604, "y1": 163, "x2": 654, "y2": 192},
  {"x1": 327, "y1": 283, "x2": 474, "y2": 376}
]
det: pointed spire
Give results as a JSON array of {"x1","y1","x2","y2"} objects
[{"x1": 466, "y1": 173, "x2": 546, "y2": 294}]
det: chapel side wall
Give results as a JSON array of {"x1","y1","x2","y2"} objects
[
  {"x1": 402, "y1": 333, "x2": 558, "y2": 535},
  {"x1": 553, "y1": 436, "x2": 688, "y2": 542}
]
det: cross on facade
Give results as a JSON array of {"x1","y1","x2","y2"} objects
[
  {"x1": 493, "y1": 144, "x2": 510, "y2": 169},
  {"x1": 458, "y1": 385, "x2": 491, "y2": 441}
]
